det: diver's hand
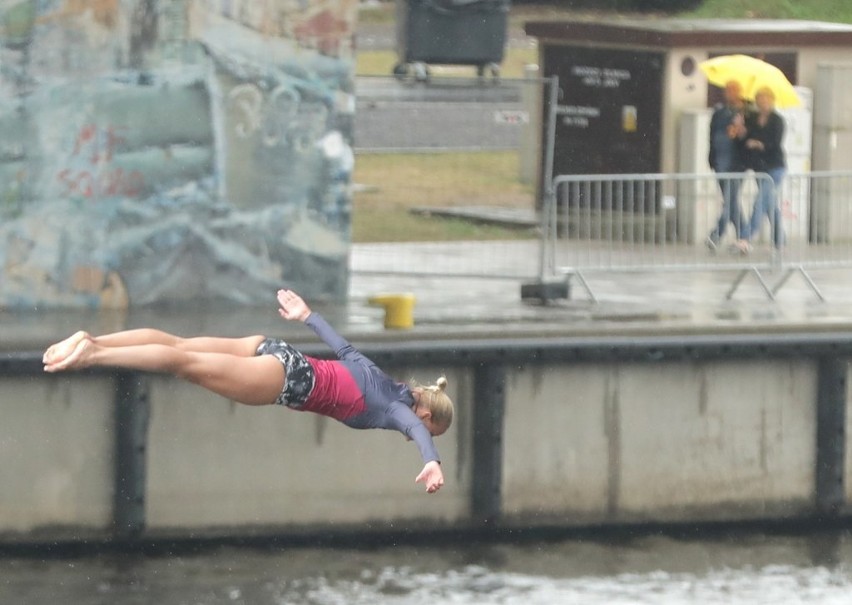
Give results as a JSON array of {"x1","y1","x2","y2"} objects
[
  {"x1": 277, "y1": 289, "x2": 311, "y2": 322},
  {"x1": 415, "y1": 461, "x2": 444, "y2": 494}
]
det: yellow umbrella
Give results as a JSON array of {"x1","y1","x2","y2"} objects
[{"x1": 699, "y1": 54, "x2": 801, "y2": 108}]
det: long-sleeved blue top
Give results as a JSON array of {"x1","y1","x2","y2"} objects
[
  {"x1": 300, "y1": 313, "x2": 441, "y2": 464},
  {"x1": 708, "y1": 102, "x2": 746, "y2": 172}
]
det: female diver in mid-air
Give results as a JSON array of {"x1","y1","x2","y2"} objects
[{"x1": 43, "y1": 289, "x2": 453, "y2": 493}]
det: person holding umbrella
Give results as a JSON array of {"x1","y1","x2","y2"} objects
[
  {"x1": 699, "y1": 55, "x2": 799, "y2": 254},
  {"x1": 742, "y1": 86, "x2": 786, "y2": 252},
  {"x1": 706, "y1": 79, "x2": 749, "y2": 252}
]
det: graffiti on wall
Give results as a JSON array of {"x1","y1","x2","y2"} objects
[
  {"x1": 0, "y1": 0, "x2": 356, "y2": 309},
  {"x1": 57, "y1": 123, "x2": 146, "y2": 199}
]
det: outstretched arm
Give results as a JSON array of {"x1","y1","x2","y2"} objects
[
  {"x1": 387, "y1": 405, "x2": 444, "y2": 493},
  {"x1": 277, "y1": 289, "x2": 376, "y2": 367}
]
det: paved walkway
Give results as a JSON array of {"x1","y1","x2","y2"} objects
[
  {"x1": 349, "y1": 241, "x2": 852, "y2": 334},
  {"x1": 6, "y1": 239, "x2": 851, "y2": 356}
]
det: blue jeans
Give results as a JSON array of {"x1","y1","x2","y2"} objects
[
  {"x1": 710, "y1": 173, "x2": 746, "y2": 242},
  {"x1": 749, "y1": 167, "x2": 786, "y2": 248}
]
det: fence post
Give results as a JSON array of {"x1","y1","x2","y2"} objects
[
  {"x1": 815, "y1": 357, "x2": 847, "y2": 517},
  {"x1": 113, "y1": 371, "x2": 150, "y2": 540},
  {"x1": 522, "y1": 75, "x2": 569, "y2": 303},
  {"x1": 471, "y1": 363, "x2": 506, "y2": 524}
]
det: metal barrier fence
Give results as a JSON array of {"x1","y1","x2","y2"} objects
[{"x1": 541, "y1": 171, "x2": 852, "y2": 302}]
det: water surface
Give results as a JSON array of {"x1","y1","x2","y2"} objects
[{"x1": 3, "y1": 530, "x2": 852, "y2": 604}]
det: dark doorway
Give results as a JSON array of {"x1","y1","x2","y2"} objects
[
  {"x1": 544, "y1": 45, "x2": 664, "y2": 177},
  {"x1": 542, "y1": 45, "x2": 664, "y2": 217}
]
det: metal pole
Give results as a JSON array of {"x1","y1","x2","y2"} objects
[
  {"x1": 523, "y1": 76, "x2": 568, "y2": 303},
  {"x1": 471, "y1": 363, "x2": 506, "y2": 524},
  {"x1": 538, "y1": 75, "x2": 559, "y2": 281},
  {"x1": 815, "y1": 357, "x2": 847, "y2": 517},
  {"x1": 113, "y1": 371, "x2": 150, "y2": 540}
]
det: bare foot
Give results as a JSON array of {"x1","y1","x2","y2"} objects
[
  {"x1": 43, "y1": 331, "x2": 91, "y2": 365},
  {"x1": 44, "y1": 338, "x2": 95, "y2": 372}
]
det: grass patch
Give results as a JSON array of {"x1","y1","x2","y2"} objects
[
  {"x1": 354, "y1": 151, "x2": 533, "y2": 208},
  {"x1": 357, "y1": 3, "x2": 395, "y2": 25},
  {"x1": 352, "y1": 151, "x2": 536, "y2": 243},
  {"x1": 680, "y1": 0, "x2": 852, "y2": 21},
  {"x1": 358, "y1": 0, "x2": 852, "y2": 31},
  {"x1": 356, "y1": 50, "x2": 398, "y2": 78}
]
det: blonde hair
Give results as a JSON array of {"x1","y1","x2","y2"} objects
[
  {"x1": 755, "y1": 86, "x2": 776, "y2": 102},
  {"x1": 411, "y1": 376, "x2": 454, "y2": 430}
]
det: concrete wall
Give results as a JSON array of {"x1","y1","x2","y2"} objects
[
  {"x1": 0, "y1": 349, "x2": 843, "y2": 544},
  {"x1": 503, "y1": 360, "x2": 817, "y2": 525},
  {"x1": 0, "y1": 375, "x2": 115, "y2": 535},
  {"x1": 0, "y1": 0, "x2": 356, "y2": 309}
]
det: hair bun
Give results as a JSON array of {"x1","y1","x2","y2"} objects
[{"x1": 436, "y1": 376, "x2": 448, "y2": 390}]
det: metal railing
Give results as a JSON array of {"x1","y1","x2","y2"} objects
[{"x1": 539, "y1": 171, "x2": 852, "y2": 302}]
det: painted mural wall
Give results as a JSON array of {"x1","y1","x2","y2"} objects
[{"x1": 0, "y1": 0, "x2": 356, "y2": 309}]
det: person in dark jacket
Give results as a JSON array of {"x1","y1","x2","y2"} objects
[
  {"x1": 707, "y1": 79, "x2": 749, "y2": 252},
  {"x1": 742, "y1": 86, "x2": 786, "y2": 251},
  {"x1": 42, "y1": 289, "x2": 454, "y2": 494}
]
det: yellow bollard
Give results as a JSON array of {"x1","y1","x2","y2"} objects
[{"x1": 368, "y1": 293, "x2": 416, "y2": 329}]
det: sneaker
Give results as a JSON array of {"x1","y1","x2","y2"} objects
[{"x1": 705, "y1": 236, "x2": 718, "y2": 253}]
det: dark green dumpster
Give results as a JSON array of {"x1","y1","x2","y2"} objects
[{"x1": 393, "y1": 0, "x2": 510, "y2": 82}]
